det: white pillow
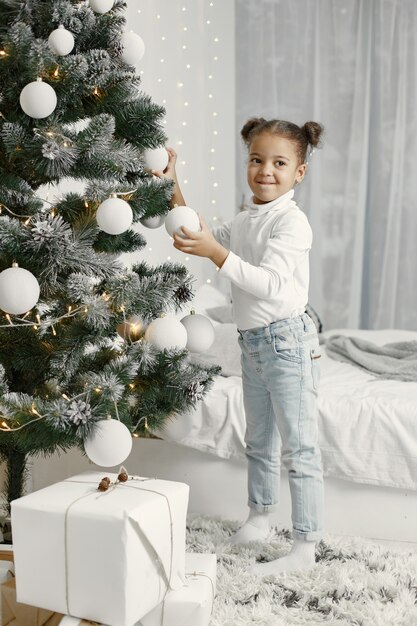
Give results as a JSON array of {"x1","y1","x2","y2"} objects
[
  {"x1": 190, "y1": 322, "x2": 241, "y2": 377},
  {"x1": 206, "y1": 304, "x2": 233, "y2": 323},
  {"x1": 178, "y1": 284, "x2": 230, "y2": 326}
]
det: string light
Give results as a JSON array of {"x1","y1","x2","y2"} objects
[{"x1": 134, "y1": 0, "x2": 226, "y2": 286}]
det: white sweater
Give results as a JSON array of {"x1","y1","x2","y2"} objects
[{"x1": 212, "y1": 189, "x2": 312, "y2": 330}]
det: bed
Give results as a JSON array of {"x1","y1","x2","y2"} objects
[
  {"x1": 24, "y1": 285, "x2": 417, "y2": 544},
  {"x1": 149, "y1": 285, "x2": 417, "y2": 543}
]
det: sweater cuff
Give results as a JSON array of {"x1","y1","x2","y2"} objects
[{"x1": 218, "y1": 250, "x2": 237, "y2": 276}]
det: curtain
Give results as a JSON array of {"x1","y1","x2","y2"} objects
[{"x1": 236, "y1": 0, "x2": 417, "y2": 330}]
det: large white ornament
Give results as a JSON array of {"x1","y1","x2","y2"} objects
[
  {"x1": 120, "y1": 31, "x2": 145, "y2": 66},
  {"x1": 143, "y1": 147, "x2": 169, "y2": 173},
  {"x1": 181, "y1": 311, "x2": 215, "y2": 353},
  {"x1": 89, "y1": 0, "x2": 114, "y2": 14},
  {"x1": 140, "y1": 214, "x2": 166, "y2": 229},
  {"x1": 19, "y1": 80, "x2": 57, "y2": 119},
  {"x1": 165, "y1": 205, "x2": 200, "y2": 238},
  {"x1": 96, "y1": 197, "x2": 133, "y2": 235},
  {"x1": 144, "y1": 316, "x2": 188, "y2": 351},
  {"x1": 84, "y1": 418, "x2": 132, "y2": 467},
  {"x1": 48, "y1": 25, "x2": 75, "y2": 56},
  {"x1": 0, "y1": 265, "x2": 40, "y2": 315}
]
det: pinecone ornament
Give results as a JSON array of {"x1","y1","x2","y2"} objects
[
  {"x1": 41, "y1": 140, "x2": 60, "y2": 160},
  {"x1": 63, "y1": 400, "x2": 92, "y2": 425},
  {"x1": 174, "y1": 283, "x2": 193, "y2": 304}
]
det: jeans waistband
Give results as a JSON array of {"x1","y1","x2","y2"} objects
[{"x1": 237, "y1": 313, "x2": 312, "y2": 341}]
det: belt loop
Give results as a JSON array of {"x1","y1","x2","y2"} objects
[
  {"x1": 266, "y1": 324, "x2": 272, "y2": 344},
  {"x1": 302, "y1": 313, "x2": 308, "y2": 332}
]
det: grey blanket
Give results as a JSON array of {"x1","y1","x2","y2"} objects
[{"x1": 325, "y1": 335, "x2": 417, "y2": 382}]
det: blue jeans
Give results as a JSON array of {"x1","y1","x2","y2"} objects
[{"x1": 238, "y1": 313, "x2": 324, "y2": 542}]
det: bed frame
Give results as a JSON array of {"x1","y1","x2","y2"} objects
[{"x1": 10, "y1": 438, "x2": 417, "y2": 545}]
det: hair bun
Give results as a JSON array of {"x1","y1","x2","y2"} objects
[
  {"x1": 301, "y1": 121, "x2": 324, "y2": 148},
  {"x1": 241, "y1": 117, "x2": 267, "y2": 144}
]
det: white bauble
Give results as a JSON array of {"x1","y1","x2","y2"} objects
[
  {"x1": 96, "y1": 197, "x2": 133, "y2": 235},
  {"x1": 0, "y1": 266, "x2": 40, "y2": 315},
  {"x1": 48, "y1": 25, "x2": 75, "y2": 56},
  {"x1": 140, "y1": 214, "x2": 165, "y2": 229},
  {"x1": 144, "y1": 316, "x2": 188, "y2": 351},
  {"x1": 181, "y1": 312, "x2": 215, "y2": 353},
  {"x1": 120, "y1": 32, "x2": 145, "y2": 66},
  {"x1": 84, "y1": 418, "x2": 132, "y2": 467},
  {"x1": 19, "y1": 80, "x2": 57, "y2": 119},
  {"x1": 165, "y1": 205, "x2": 200, "y2": 238},
  {"x1": 89, "y1": 0, "x2": 114, "y2": 14},
  {"x1": 143, "y1": 147, "x2": 169, "y2": 173}
]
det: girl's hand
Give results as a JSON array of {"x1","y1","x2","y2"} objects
[
  {"x1": 151, "y1": 147, "x2": 178, "y2": 182},
  {"x1": 173, "y1": 214, "x2": 229, "y2": 268},
  {"x1": 151, "y1": 147, "x2": 186, "y2": 208}
]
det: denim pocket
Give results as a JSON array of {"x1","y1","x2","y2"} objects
[
  {"x1": 272, "y1": 331, "x2": 301, "y2": 363},
  {"x1": 310, "y1": 346, "x2": 321, "y2": 390}
]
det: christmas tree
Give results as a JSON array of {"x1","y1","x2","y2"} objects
[{"x1": 0, "y1": 0, "x2": 219, "y2": 511}]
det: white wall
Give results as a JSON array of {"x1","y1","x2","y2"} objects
[{"x1": 124, "y1": 0, "x2": 235, "y2": 295}]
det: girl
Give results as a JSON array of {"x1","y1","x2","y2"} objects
[{"x1": 154, "y1": 118, "x2": 324, "y2": 575}]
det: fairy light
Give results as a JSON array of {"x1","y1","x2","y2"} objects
[
  {"x1": 132, "y1": 0, "x2": 230, "y2": 286},
  {"x1": 62, "y1": 394, "x2": 70, "y2": 400}
]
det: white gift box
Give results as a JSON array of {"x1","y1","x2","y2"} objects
[
  {"x1": 11, "y1": 472, "x2": 189, "y2": 626},
  {"x1": 138, "y1": 552, "x2": 217, "y2": 626}
]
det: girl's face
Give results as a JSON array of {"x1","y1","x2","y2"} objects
[{"x1": 247, "y1": 132, "x2": 306, "y2": 204}]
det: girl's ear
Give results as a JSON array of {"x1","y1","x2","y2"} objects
[{"x1": 295, "y1": 163, "x2": 307, "y2": 184}]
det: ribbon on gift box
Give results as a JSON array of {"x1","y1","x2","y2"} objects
[
  {"x1": 184, "y1": 569, "x2": 215, "y2": 617},
  {"x1": 153, "y1": 566, "x2": 216, "y2": 626},
  {"x1": 63, "y1": 474, "x2": 176, "y2": 620}
]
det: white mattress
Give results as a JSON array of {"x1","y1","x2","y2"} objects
[{"x1": 157, "y1": 324, "x2": 417, "y2": 492}]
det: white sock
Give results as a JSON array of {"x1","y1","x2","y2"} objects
[
  {"x1": 249, "y1": 538, "x2": 316, "y2": 575},
  {"x1": 228, "y1": 510, "x2": 270, "y2": 545}
]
